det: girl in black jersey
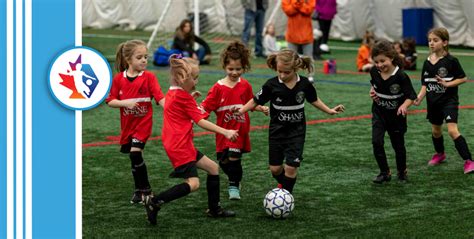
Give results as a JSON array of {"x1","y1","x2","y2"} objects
[
  {"x1": 369, "y1": 40, "x2": 417, "y2": 183},
  {"x1": 413, "y1": 27, "x2": 474, "y2": 174},
  {"x1": 236, "y1": 49, "x2": 344, "y2": 193}
]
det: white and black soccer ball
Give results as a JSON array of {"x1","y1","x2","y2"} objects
[{"x1": 263, "y1": 188, "x2": 295, "y2": 219}]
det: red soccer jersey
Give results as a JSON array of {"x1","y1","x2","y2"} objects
[
  {"x1": 201, "y1": 78, "x2": 253, "y2": 153},
  {"x1": 162, "y1": 86, "x2": 209, "y2": 168},
  {"x1": 106, "y1": 70, "x2": 164, "y2": 145}
]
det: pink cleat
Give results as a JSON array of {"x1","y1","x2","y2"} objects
[
  {"x1": 463, "y1": 160, "x2": 474, "y2": 174},
  {"x1": 428, "y1": 153, "x2": 446, "y2": 166}
]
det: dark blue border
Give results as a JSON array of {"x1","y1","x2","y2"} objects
[{"x1": 47, "y1": 45, "x2": 112, "y2": 111}]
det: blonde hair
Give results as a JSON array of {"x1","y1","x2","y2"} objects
[
  {"x1": 428, "y1": 27, "x2": 450, "y2": 53},
  {"x1": 168, "y1": 54, "x2": 199, "y2": 86},
  {"x1": 266, "y1": 49, "x2": 313, "y2": 74},
  {"x1": 115, "y1": 39, "x2": 147, "y2": 72}
]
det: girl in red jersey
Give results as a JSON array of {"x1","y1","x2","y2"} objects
[
  {"x1": 200, "y1": 41, "x2": 269, "y2": 200},
  {"x1": 144, "y1": 55, "x2": 239, "y2": 226},
  {"x1": 106, "y1": 40, "x2": 165, "y2": 204}
]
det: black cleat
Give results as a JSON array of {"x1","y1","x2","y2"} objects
[
  {"x1": 397, "y1": 170, "x2": 408, "y2": 183},
  {"x1": 144, "y1": 196, "x2": 162, "y2": 225},
  {"x1": 130, "y1": 189, "x2": 152, "y2": 204},
  {"x1": 206, "y1": 207, "x2": 236, "y2": 218},
  {"x1": 373, "y1": 172, "x2": 391, "y2": 184}
]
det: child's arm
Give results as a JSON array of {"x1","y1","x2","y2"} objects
[
  {"x1": 397, "y1": 99, "x2": 413, "y2": 116},
  {"x1": 107, "y1": 99, "x2": 138, "y2": 109},
  {"x1": 436, "y1": 76, "x2": 467, "y2": 88},
  {"x1": 254, "y1": 105, "x2": 270, "y2": 116},
  {"x1": 369, "y1": 86, "x2": 379, "y2": 102},
  {"x1": 234, "y1": 98, "x2": 258, "y2": 115},
  {"x1": 413, "y1": 85, "x2": 427, "y2": 106},
  {"x1": 310, "y1": 97, "x2": 345, "y2": 115},
  {"x1": 197, "y1": 119, "x2": 239, "y2": 141}
]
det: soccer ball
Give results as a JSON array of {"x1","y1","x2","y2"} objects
[{"x1": 263, "y1": 188, "x2": 295, "y2": 219}]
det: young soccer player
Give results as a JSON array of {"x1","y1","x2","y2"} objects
[
  {"x1": 199, "y1": 41, "x2": 269, "y2": 200},
  {"x1": 106, "y1": 39, "x2": 165, "y2": 204},
  {"x1": 235, "y1": 49, "x2": 344, "y2": 194},
  {"x1": 413, "y1": 27, "x2": 474, "y2": 174},
  {"x1": 144, "y1": 54, "x2": 239, "y2": 225},
  {"x1": 368, "y1": 39, "x2": 417, "y2": 183}
]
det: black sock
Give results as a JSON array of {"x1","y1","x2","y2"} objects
[
  {"x1": 130, "y1": 151, "x2": 151, "y2": 190},
  {"x1": 227, "y1": 160, "x2": 242, "y2": 187},
  {"x1": 454, "y1": 135, "x2": 472, "y2": 160},
  {"x1": 282, "y1": 176, "x2": 296, "y2": 193},
  {"x1": 432, "y1": 135, "x2": 445, "y2": 154},
  {"x1": 272, "y1": 168, "x2": 286, "y2": 185},
  {"x1": 206, "y1": 175, "x2": 220, "y2": 211},
  {"x1": 153, "y1": 183, "x2": 191, "y2": 204},
  {"x1": 373, "y1": 143, "x2": 389, "y2": 173}
]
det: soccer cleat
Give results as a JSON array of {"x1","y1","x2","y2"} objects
[
  {"x1": 228, "y1": 186, "x2": 241, "y2": 200},
  {"x1": 428, "y1": 153, "x2": 446, "y2": 166},
  {"x1": 130, "y1": 190, "x2": 144, "y2": 204},
  {"x1": 372, "y1": 172, "x2": 391, "y2": 184},
  {"x1": 463, "y1": 160, "x2": 474, "y2": 174},
  {"x1": 206, "y1": 207, "x2": 236, "y2": 218},
  {"x1": 144, "y1": 196, "x2": 162, "y2": 225},
  {"x1": 397, "y1": 170, "x2": 408, "y2": 182}
]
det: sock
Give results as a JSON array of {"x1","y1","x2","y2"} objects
[
  {"x1": 206, "y1": 175, "x2": 220, "y2": 211},
  {"x1": 227, "y1": 159, "x2": 242, "y2": 188},
  {"x1": 130, "y1": 151, "x2": 151, "y2": 190},
  {"x1": 454, "y1": 135, "x2": 472, "y2": 160},
  {"x1": 282, "y1": 176, "x2": 297, "y2": 193},
  {"x1": 272, "y1": 168, "x2": 286, "y2": 185},
  {"x1": 432, "y1": 135, "x2": 445, "y2": 154},
  {"x1": 153, "y1": 183, "x2": 191, "y2": 204},
  {"x1": 373, "y1": 143, "x2": 389, "y2": 173}
]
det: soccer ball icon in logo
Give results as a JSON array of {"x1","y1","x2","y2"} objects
[
  {"x1": 263, "y1": 188, "x2": 295, "y2": 219},
  {"x1": 48, "y1": 46, "x2": 112, "y2": 110}
]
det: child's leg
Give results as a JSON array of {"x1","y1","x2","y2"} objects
[
  {"x1": 196, "y1": 155, "x2": 221, "y2": 211},
  {"x1": 372, "y1": 121, "x2": 389, "y2": 174},
  {"x1": 282, "y1": 165, "x2": 298, "y2": 193},
  {"x1": 431, "y1": 124, "x2": 444, "y2": 153},
  {"x1": 447, "y1": 123, "x2": 472, "y2": 160},
  {"x1": 130, "y1": 148, "x2": 151, "y2": 192},
  {"x1": 270, "y1": 165, "x2": 285, "y2": 185},
  {"x1": 388, "y1": 132, "x2": 407, "y2": 175},
  {"x1": 218, "y1": 149, "x2": 243, "y2": 188}
]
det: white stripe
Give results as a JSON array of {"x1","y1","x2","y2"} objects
[
  {"x1": 76, "y1": 1, "x2": 83, "y2": 238},
  {"x1": 374, "y1": 92, "x2": 403, "y2": 100},
  {"x1": 6, "y1": 0, "x2": 14, "y2": 238},
  {"x1": 272, "y1": 103, "x2": 305, "y2": 111},
  {"x1": 424, "y1": 77, "x2": 454, "y2": 82},
  {"x1": 25, "y1": 0, "x2": 32, "y2": 238},
  {"x1": 131, "y1": 97, "x2": 151, "y2": 102},
  {"x1": 216, "y1": 104, "x2": 243, "y2": 112},
  {"x1": 16, "y1": 0, "x2": 24, "y2": 238}
]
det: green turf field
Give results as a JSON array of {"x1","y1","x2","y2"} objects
[{"x1": 82, "y1": 28, "x2": 474, "y2": 238}]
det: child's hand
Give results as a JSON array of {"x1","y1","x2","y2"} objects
[
  {"x1": 123, "y1": 99, "x2": 138, "y2": 109},
  {"x1": 397, "y1": 105, "x2": 408, "y2": 116},
  {"x1": 225, "y1": 129, "x2": 239, "y2": 142},
  {"x1": 369, "y1": 87, "x2": 379, "y2": 102},
  {"x1": 230, "y1": 106, "x2": 243, "y2": 116},
  {"x1": 329, "y1": 104, "x2": 345, "y2": 115},
  {"x1": 436, "y1": 75, "x2": 449, "y2": 88},
  {"x1": 260, "y1": 106, "x2": 270, "y2": 116},
  {"x1": 191, "y1": 91, "x2": 202, "y2": 100},
  {"x1": 413, "y1": 97, "x2": 422, "y2": 106}
]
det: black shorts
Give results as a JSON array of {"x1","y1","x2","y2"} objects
[
  {"x1": 427, "y1": 105, "x2": 458, "y2": 125},
  {"x1": 169, "y1": 150, "x2": 204, "y2": 179},
  {"x1": 120, "y1": 138, "x2": 146, "y2": 153},
  {"x1": 216, "y1": 148, "x2": 243, "y2": 162},
  {"x1": 269, "y1": 139, "x2": 304, "y2": 167}
]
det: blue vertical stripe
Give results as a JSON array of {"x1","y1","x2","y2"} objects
[
  {"x1": 0, "y1": 0, "x2": 7, "y2": 237},
  {"x1": 32, "y1": 0, "x2": 75, "y2": 238}
]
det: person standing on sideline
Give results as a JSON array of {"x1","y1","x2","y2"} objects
[
  {"x1": 313, "y1": 0, "x2": 337, "y2": 54},
  {"x1": 413, "y1": 27, "x2": 474, "y2": 174},
  {"x1": 241, "y1": 0, "x2": 268, "y2": 58},
  {"x1": 282, "y1": 0, "x2": 316, "y2": 82}
]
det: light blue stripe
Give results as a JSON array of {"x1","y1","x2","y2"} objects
[
  {"x1": 0, "y1": 0, "x2": 7, "y2": 237},
  {"x1": 32, "y1": 0, "x2": 75, "y2": 238}
]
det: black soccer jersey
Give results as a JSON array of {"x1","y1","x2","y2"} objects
[
  {"x1": 254, "y1": 75, "x2": 318, "y2": 142},
  {"x1": 421, "y1": 54, "x2": 466, "y2": 107},
  {"x1": 370, "y1": 66, "x2": 417, "y2": 112}
]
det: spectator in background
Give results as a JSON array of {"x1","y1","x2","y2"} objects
[
  {"x1": 172, "y1": 19, "x2": 212, "y2": 65},
  {"x1": 263, "y1": 23, "x2": 280, "y2": 56},
  {"x1": 313, "y1": 0, "x2": 337, "y2": 54},
  {"x1": 402, "y1": 38, "x2": 417, "y2": 70},
  {"x1": 241, "y1": 0, "x2": 268, "y2": 58},
  {"x1": 282, "y1": 0, "x2": 316, "y2": 82},
  {"x1": 356, "y1": 31, "x2": 375, "y2": 72}
]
